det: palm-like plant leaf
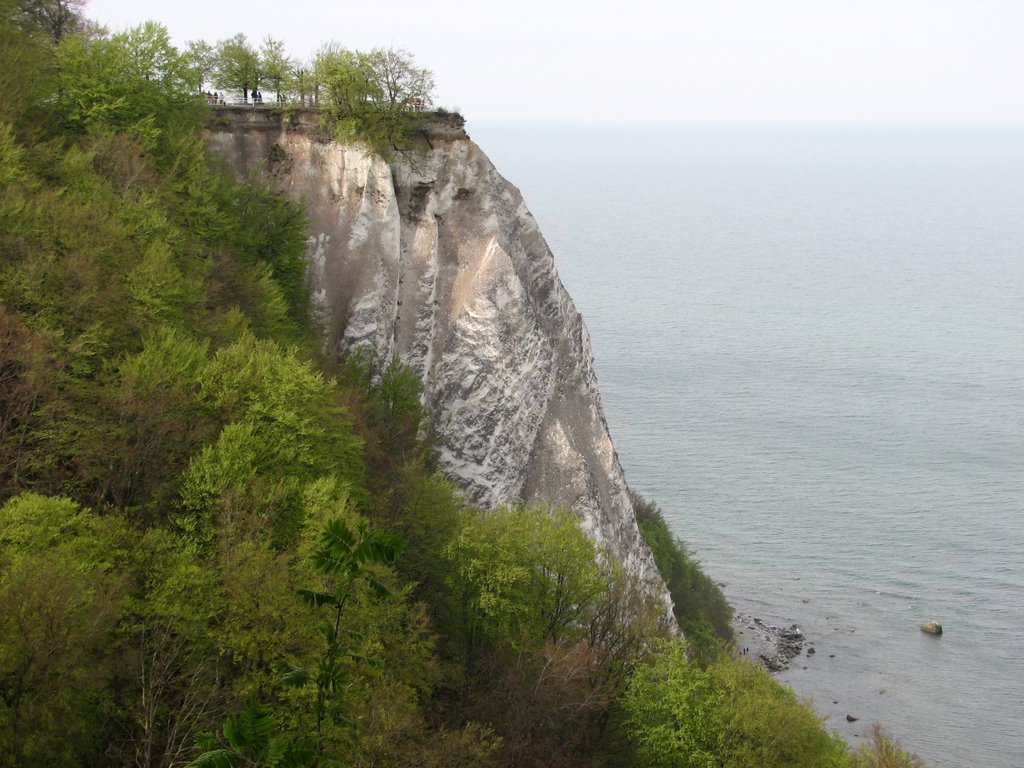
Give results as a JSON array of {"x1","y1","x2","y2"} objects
[
  {"x1": 297, "y1": 588, "x2": 336, "y2": 608},
  {"x1": 224, "y1": 701, "x2": 274, "y2": 751},
  {"x1": 279, "y1": 663, "x2": 310, "y2": 688},
  {"x1": 186, "y1": 749, "x2": 243, "y2": 768}
]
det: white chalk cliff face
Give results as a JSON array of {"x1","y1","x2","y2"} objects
[{"x1": 206, "y1": 113, "x2": 672, "y2": 614}]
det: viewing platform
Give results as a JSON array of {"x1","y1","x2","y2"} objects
[{"x1": 206, "y1": 102, "x2": 468, "y2": 140}]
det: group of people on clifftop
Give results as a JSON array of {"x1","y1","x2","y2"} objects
[{"x1": 203, "y1": 90, "x2": 269, "y2": 106}]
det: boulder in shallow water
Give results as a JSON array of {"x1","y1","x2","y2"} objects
[{"x1": 921, "y1": 620, "x2": 943, "y2": 635}]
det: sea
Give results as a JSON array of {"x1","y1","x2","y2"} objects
[{"x1": 470, "y1": 123, "x2": 1024, "y2": 768}]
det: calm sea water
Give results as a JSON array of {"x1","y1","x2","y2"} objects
[{"x1": 471, "y1": 124, "x2": 1024, "y2": 768}]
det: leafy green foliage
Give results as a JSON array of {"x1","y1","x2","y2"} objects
[
  {"x1": 211, "y1": 34, "x2": 261, "y2": 102},
  {"x1": 446, "y1": 504, "x2": 669, "y2": 766},
  {"x1": 176, "y1": 332, "x2": 365, "y2": 546},
  {"x1": 107, "y1": 527, "x2": 224, "y2": 767},
  {"x1": 0, "y1": 5, "x2": 52, "y2": 131},
  {"x1": 308, "y1": 45, "x2": 433, "y2": 156},
  {"x1": 623, "y1": 640, "x2": 848, "y2": 768},
  {"x1": 53, "y1": 22, "x2": 205, "y2": 148},
  {"x1": 11, "y1": 0, "x2": 85, "y2": 43},
  {"x1": 260, "y1": 37, "x2": 292, "y2": 103},
  {"x1": 0, "y1": 494, "x2": 126, "y2": 767},
  {"x1": 216, "y1": 181, "x2": 310, "y2": 322},
  {"x1": 632, "y1": 490, "x2": 734, "y2": 655},
  {"x1": 290, "y1": 517, "x2": 402, "y2": 747},
  {"x1": 377, "y1": 464, "x2": 463, "y2": 608},
  {"x1": 446, "y1": 504, "x2": 606, "y2": 651},
  {"x1": 190, "y1": 702, "x2": 316, "y2": 768},
  {"x1": 849, "y1": 724, "x2": 931, "y2": 768}
]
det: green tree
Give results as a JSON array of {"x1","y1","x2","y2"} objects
[
  {"x1": 185, "y1": 39, "x2": 216, "y2": 91},
  {"x1": 68, "y1": 326, "x2": 212, "y2": 515},
  {"x1": 259, "y1": 36, "x2": 292, "y2": 103},
  {"x1": 216, "y1": 533, "x2": 317, "y2": 706},
  {"x1": 365, "y1": 47, "x2": 434, "y2": 109},
  {"x1": 286, "y1": 517, "x2": 402, "y2": 757},
  {"x1": 176, "y1": 330, "x2": 366, "y2": 547},
  {"x1": 292, "y1": 60, "x2": 315, "y2": 106},
  {"x1": 190, "y1": 702, "x2": 315, "y2": 768},
  {"x1": 314, "y1": 45, "x2": 377, "y2": 124},
  {"x1": 0, "y1": 1, "x2": 53, "y2": 130},
  {"x1": 376, "y1": 464, "x2": 462, "y2": 612},
  {"x1": 53, "y1": 21, "x2": 205, "y2": 146},
  {"x1": 446, "y1": 504, "x2": 667, "y2": 766},
  {"x1": 0, "y1": 307, "x2": 59, "y2": 497},
  {"x1": 192, "y1": 515, "x2": 403, "y2": 768},
  {"x1": 623, "y1": 640, "x2": 847, "y2": 768},
  {"x1": 15, "y1": 0, "x2": 85, "y2": 43},
  {"x1": 217, "y1": 179, "x2": 310, "y2": 321},
  {"x1": 358, "y1": 47, "x2": 433, "y2": 153},
  {"x1": 0, "y1": 494, "x2": 126, "y2": 767},
  {"x1": 366, "y1": 357, "x2": 429, "y2": 469},
  {"x1": 446, "y1": 505, "x2": 605, "y2": 654},
  {"x1": 313, "y1": 45, "x2": 434, "y2": 155},
  {"x1": 110, "y1": 527, "x2": 225, "y2": 768},
  {"x1": 213, "y1": 33, "x2": 260, "y2": 103}
]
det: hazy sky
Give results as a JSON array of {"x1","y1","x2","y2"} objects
[{"x1": 85, "y1": 0, "x2": 1024, "y2": 126}]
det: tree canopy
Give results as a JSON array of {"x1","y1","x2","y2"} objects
[
  {"x1": 211, "y1": 33, "x2": 260, "y2": 102},
  {"x1": 13, "y1": 0, "x2": 86, "y2": 42},
  {"x1": 623, "y1": 641, "x2": 849, "y2": 768},
  {"x1": 54, "y1": 21, "x2": 204, "y2": 145}
]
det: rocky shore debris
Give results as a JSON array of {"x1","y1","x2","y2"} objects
[
  {"x1": 920, "y1": 620, "x2": 943, "y2": 635},
  {"x1": 734, "y1": 612, "x2": 806, "y2": 671}
]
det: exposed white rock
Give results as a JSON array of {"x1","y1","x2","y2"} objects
[{"x1": 206, "y1": 113, "x2": 674, "y2": 619}]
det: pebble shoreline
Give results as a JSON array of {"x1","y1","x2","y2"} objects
[
  {"x1": 732, "y1": 611, "x2": 869, "y2": 737},
  {"x1": 733, "y1": 611, "x2": 808, "y2": 671}
]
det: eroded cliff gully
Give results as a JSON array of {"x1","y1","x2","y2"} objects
[{"x1": 206, "y1": 110, "x2": 673, "y2": 617}]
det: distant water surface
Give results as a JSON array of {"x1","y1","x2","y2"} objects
[{"x1": 471, "y1": 123, "x2": 1024, "y2": 768}]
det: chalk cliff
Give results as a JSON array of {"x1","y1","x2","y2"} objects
[{"x1": 206, "y1": 111, "x2": 671, "y2": 614}]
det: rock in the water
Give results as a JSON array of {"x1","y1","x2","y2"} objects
[
  {"x1": 921, "y1": 620, "x2": 943, "y2": 635},
  {"x1": 846, "y1": 714, "x2": 859, "y2": 722}
]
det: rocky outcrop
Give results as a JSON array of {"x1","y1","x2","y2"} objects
[
  {"x1": 921, "y1": 621, "x2": 943, "y2": 635},
  {"x1": 734, "y1": 612, "x2": 805, "y2": 670},
  {"x1": 205, "y1": 110, "x2": 673, "y2": 617}
]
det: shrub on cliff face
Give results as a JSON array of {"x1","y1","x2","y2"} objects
[{"x1": 631, "y1": 491, "x2": 734, "y2": 652}]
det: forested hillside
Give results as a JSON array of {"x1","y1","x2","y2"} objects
[{"x1": 0, "y1": 4, "x2": 927, "y2": 767}]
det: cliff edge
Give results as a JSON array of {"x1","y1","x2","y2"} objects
[{"x1": 206, "y1": 110, "x2": 672, "y2": 614}]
